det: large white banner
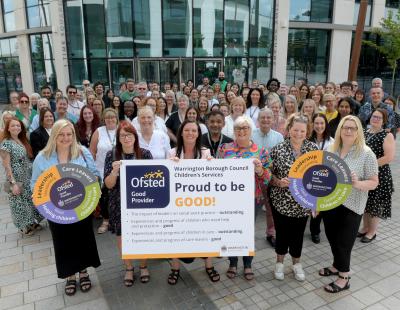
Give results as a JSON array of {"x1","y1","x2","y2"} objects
[{"x1": 120, "y1": 159, "x2": 255, "y2": 259}]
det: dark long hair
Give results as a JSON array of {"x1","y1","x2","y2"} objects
[
  {"x1": 76, "y1": 106, "x2": 100, "y2": 142},
  {"x1": 310, "y1": 113, "x2": 331, "y2": 141},
  {"x1": 3, "y1": 117, "x2": 33, "y2": 159},
  {"x1": 246, "y1": 88, "x2": 265, "y2": 109},
  {"x1": 39, "y1": 107, "x2": 54, "y2": 127},
  {"x1": 175, "y1": 120, "x2": 203, "y2": 159},
  {"x1": 115, "y1": 120, "x2": 141, "y2": 160}
]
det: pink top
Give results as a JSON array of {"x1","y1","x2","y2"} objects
[{"x1": 168, "y1": 147, "x2": 211, "y2": 159}]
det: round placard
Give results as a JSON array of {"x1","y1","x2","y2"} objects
[
  {"x1": 33, "y1": 163, "x2": 101, "y2": 224},
  {"x1": 288, "y1": 150, "x2": 352, "y2": 212}
]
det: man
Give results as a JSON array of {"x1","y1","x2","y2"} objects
[
  {"x1": 206, "y1": 88, "x2": 218, "y2": 107},
  {"x1": 120, "y1": 78, "x2": 138, "y2": 102},
  {"x1": 340, "y1": 81, "x2": 353, "y2": 97},
  {"x1": 217, "y1": 72, "x2": 227, "y2": 92},
  {"x1": 82, "y1": 80, "x2": 91, "y2": 90},
  {"x1": 197, "y1": 77, "x2": 210, "y2": 91},
  {"x1": 40, "y1": 85, "x2": 56, "y2": 111},
  {"x1": 369, "y1": 77, "x2": 389, "y2": 99},
  {"x1": 252, "y1": 108, "x2": 284, "y2": 248},
  {"x1": 201, "y1": 111, "x2": 233, "y2": 157},
  {"x1": 278, "y1": 84, "x2": 289, "y2": 97},
  {"x1": 6, "y1": 91, "x2": 19, "y2": 111},
  {"x1": 351, "y1": 81, "x2": 358, "y2": 93},
  {"x1": 54, "y1": 96, "x2": 78, "y2": 123},
  {"x1": 359, "y1": 86, "x2": 394, "y2": 129},
  {"x1": 323, "y1": 93, "x2": 338, "y2": 122},
  {"x1": 137, "y1": 81, "x2": 148, "y2": 99},
  {"x1": 93, "y1": 81, "x2": 104, "y2": 99},
  {"x1": 66, "y1": 85, "x2": 84, "y2": 118}
]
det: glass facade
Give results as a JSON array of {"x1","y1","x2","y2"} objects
[
  {"x1": 286, "y1": 29, "x2": 330, "y2": 84},
  {"x1": 0, "y1": 38, "x2": 22, "y2": 103},
  {"x1": 26, "y1": 0, "x2": 51, "y2": 28},
  {"x1": 63, "y1": 0, "x2": 274, "y2": 89},
  {"x1": 385, "y1": 0, "x2": 400, "y2": 20},
  {"x1": 353, "y1": 0, "x2": 372, "y2": 26},
  {"x1": 289, "y1": 0, "x2": 333, "y2": 23},
  {"x1": 2, "y1": 0, "x2": 16, "y2": 32},
  {"x1": 30, "y1": 34, "x2": 57, "y2": 92}
]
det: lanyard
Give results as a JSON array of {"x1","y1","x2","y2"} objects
[
  {"x1": 106, "y1": 128, "x2": 116, "y2": 147},
  {"x1": 207, "y1": 133, "x2": 223, "y2": 156}
]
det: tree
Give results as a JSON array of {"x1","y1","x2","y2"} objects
[{"x1": 363, "y1": 9, "x2": 400, "y2": 95}]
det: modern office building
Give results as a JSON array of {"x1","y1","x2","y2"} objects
[{"x1": 0, "y1": 0, "x2": 398, "y2": 103}]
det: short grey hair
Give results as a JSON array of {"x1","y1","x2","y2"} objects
[
  {"x1": 258, "y1": 108, "x2": 273, "y2": 119},
  {"x1": 177, "y1": 94, "x2": 189, "y2": 104},
  {"x1": 233, "y1": 116, "x2": 253, "y2": 134}
]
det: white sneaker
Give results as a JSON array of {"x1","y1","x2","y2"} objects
[
  {"x1": 274, "y1": 263, "x2": 284, "y2": 280},
  {"x1": 292, "y1": 263, "x2": 305, "y2": 282}
]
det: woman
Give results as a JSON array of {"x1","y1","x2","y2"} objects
[
  {"x1": 104, "y1": 121, "x2": 153, "y2": 286},
  {"x1": 222, "y1": 97, "x2": 255, "y2": 139},
  {"x1": 167, "y1": 120, "x2": 220, "y2": 285},
  {"x1": 156, "y1": 97, "x2": 169, "y2": 121},
  {"x1": 323, "y1": 93, "x2": 338, "y2": 122},
  {"x1": 289, "y1": 85, "x2": 300, "y2": 102},
  {"x1": 165, "y1": 90, "x2": 178, "y2": 115},
  {"x1": 384, "y1": 96, "x2": 400, "y2": 138},
  {"x1": 30, "y1": 108, "x2": 55, "y2": 158},
  {"x1": 0, "y1": 111, "x2": 15, "y2": 141},
  {"x1": 110, "y1": 96, "x2": 122, "y2": 119},
  {"x1": 308, "y1": 113, "x2": 334, "y2": 243},
  {"x1": 311, "y1": 88, "x2": 325, "y2": 112},
  {"x1": 1, "y1": 117, "x2": 43, "y2": 235},
  {"x1": 185, "y1": 107, "x2": 208, "y2": 135},
  {"x1": 218, "y1": 117, "x2": 272, "y2": 281},
  {"x1": 90, "y1": 108, "x2": 119, "y2": 234},
  {"x1": 189, "y1": 88, "x2": 199, "y2": 107},
  {"x1": 299, "y1": 84, "x2": 310, "y2": 106},
  {"x1": 269, "y1": 115, "x2": 318, "y2": 282},
  {"x1": 197, "y1": 96, "x2": 209, "y2": 123},
  {"x1": 269, "y1": 99, "x2": 286, "y2": 136},
  {"x1": 354, "y1": 89, "x2": 366, "y2": 106},
  {"x1": 122, "y1": 100, "x2": 137, "y2": 122},
  {"x1": 329, "y1": 97, "x2": 354, "y2": 138},
  {"x1": 231, "y1": 83, "x2": 240, "y2": 96},
  {"x1": 358, "y1": 109, "x2": 395, "y2": 243},
  {"x1": 76, "y1": 106, "x2": 100, "y2": 148},
  {"x1": 213, "y1": 82, "x2": 221, "y2": 94},
  {"x1": 245, "y1": 88, "x2": 265, "y2": 125},
  {"x1": 137, "y1": 106, "x2": 170, "y2": 159},
  {"x1": 166, "y1": 95, "x2": 189, "y2": 145},
  {"x1": 300, "y1": 98, "x2": 317, "y2": 120},
  {"x1": 84, "y1": 87, "x2": 94, "y2": 104},
  {"x1": 104, "y1": 89, "x2": 114, "y2": 108},
  {"x1": 92, "y1": 98, "x2": 105, "y2": 123},
  {"x1": 283, "y1": 95, "x2": 298, "y2": 120},
  {"x1": 320, "y1": 115, "x2": 378, "y2": 293},
  {"x1": 219, "y1": 103, "x2": 230, "y2": 117},
  {"x1": 31, "y1": 119, "x2": 101, "y2": 296},
  {"x1": 225, "y1": 90, "x2": 237, "y2": 106},
  {"x1": 15, "y1": 93, "x2": 37, "y2": 131},
  {"x1": 325, "y1": 82, "x2": 336, "y2": 94},
  {"x1": 29, "y1": 93, "x2": 41, "y2": 111}
]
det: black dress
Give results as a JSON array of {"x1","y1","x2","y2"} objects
[
  {"x1": 30, "y1": 127, "x2": 49, "y2": 158},
  {"x1": 365, "y1": 130, "x2": 393, "y2": 219},
  {"x1": 104, "y1": 148, "x2": 153, "y2": 236}
]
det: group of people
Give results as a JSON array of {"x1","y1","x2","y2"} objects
[{"x1": 0, "y1": 74, "x2": 396, "y2": 296}]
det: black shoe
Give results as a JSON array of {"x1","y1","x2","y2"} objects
[
  {"x1": 357, "y1": 232, "x2": 367, "y2": 238},
  {"x1": 266, "y1": 236, "x2": 276, "y2": 248},
  {"x1": 311, "y1": 234, "x2": 320, "y2": 244},
  {"x1": 361, "y1": 234, "x2": 376, "y2": 243}
]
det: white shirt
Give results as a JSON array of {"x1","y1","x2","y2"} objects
[
  {"x1": 95, "y1": 126, "x2": 116, "y2": 181},
  {"x1": 222, "y1": 115, "x2": 256, "y2": 139},
  {"x1": 132, "y1": 116, "x2": 168, "y2": 134},
  {"x1": 138, "y1": 130, "x2": 171, "y2": 159},
  {"x1": 246, "y1": 106, "x2": 260, "y2": 126},
  {"x1": 67, "y1": 100, "x2": 85, "y2": 118}
]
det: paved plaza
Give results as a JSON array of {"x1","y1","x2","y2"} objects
[{"x1": 1, "y1": 143, "x2": 400, "y2": 310}]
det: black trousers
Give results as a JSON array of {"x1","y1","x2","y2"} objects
[
  {"x1": 310, "y1": 214, "x2": 323, "y2": 235},
  {"x1": 323, "y1": 205, "x2": 362, "y2": 273},
  {"x1": 99, "y1": 186, "x2": 109, "y2": 219},
  {"x1": 272, "y1": 205, "x2": 308, "y2": 258}
]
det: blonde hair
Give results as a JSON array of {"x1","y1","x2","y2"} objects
[
  {"x1": 330, "y1": 115, "x2": 365, "y2": 156},
  {"x1": 42, "y1": 119, "x2": 81, "y2": 159},
  {"x1": 138, "y1": 105, "x2": 155, "y2": 118},
  {"x1": 102, "y1": 107, "x2": 119, "y2": 124},
  {"x1": 230, "y1": 97, "x2": 246, "y2": 114},
  {"x1": 301, "y1": 98, "x2": 317, "y2": 115}
]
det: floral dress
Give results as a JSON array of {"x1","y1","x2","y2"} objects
[
  {"x1": 104, "y1": 148, "x2": 153, "y2": 236},
  {"x1": 0, "y1": 140, "x2": 43, "y2": 230}
]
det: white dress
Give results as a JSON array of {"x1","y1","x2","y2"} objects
[
  {"x1": 95, "y1": 126, "x2": 116, "y2": 180},
  {"x1": 138, "y1": 130, "x2": 171, "y2": 159}
]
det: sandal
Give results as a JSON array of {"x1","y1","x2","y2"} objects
[
  {"x1": 205, "y1": 267, "x2": 220, "y2": 282},
  {"x1": 324, "y1": 275, "x2": 351, "y2": 293},
  {"x1": 79, "y1": 270, "x2": 92, "y2": 293},
  {"x1": 167, "y1": 269, "x2": 180, "y2": 285},
  {"x1": 124, "y1": 268, "x2": 134, "y2": 287},
  {"x1": 65, "y1": 278, "x2": 77, "y2": 296},
  {"x1": 139, "y1": 266, "x2": 150, "y2": 284},
  {"x1": 226, "y1": 266, "x2": 237, "y2": 279},
  {"x1": 31, "y1": 223, "x2": 43, "y2": 231},
  {"x1": 319, "y1": 267, "x2": 339, "y2": 277},
  {"x1": 244, "y1": 268, "x2": 254, "y2": 281}
]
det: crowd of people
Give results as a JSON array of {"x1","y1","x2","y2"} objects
[{"x1": 0, "y1": 74, "x2": 396, "y2": 296}]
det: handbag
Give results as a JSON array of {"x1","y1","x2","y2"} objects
[{"x1": 3, "y1": 181, "x2": 23, "y2": 193}]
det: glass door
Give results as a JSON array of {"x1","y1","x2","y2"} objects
[
  {"x1": 194, "y1": 59, "x2": 223, "y2": 87},
  {"x1": 108, "y1": 61, "x2": 134, "y2": 95}
]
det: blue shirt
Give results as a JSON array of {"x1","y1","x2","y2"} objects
[
  {"x1": 252, "y1": 128, "x2": 284, "y2": 152},
  {"x1": 358, "y1": 101, "x2": 394, "y2": 129},
  {"x1": 31, "y1": 146, "x2": 99, "y2": 190},
  {"x1": 54, "y1": 112, "x2": 78, "y2": 124}
]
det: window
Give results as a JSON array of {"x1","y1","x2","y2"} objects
[
  {"x1": 30, "y1": 34, "x2": 57, "y2": 91},
  {"x1": 162, "y1": 0, "x2": 192, "y2": 57},
  {"x1": 353, "y1": 0, "x2": 372, "y2": 26},
  {"x1": 249, "y1": 0, "x2": 274, "y2": 57},
  {"x1": 83, "y1": 0, "x2": 107, "y2": 57},
  {"x1": 385, "y1": 0, "x2": 400, "y2": 20},
  {"x1": 225, "y1": 0, "x2": 249, "y2": 57},
  {"x1": 0, "y1": 38, "x2": 22, "y2": 103},
  {"x1": 193, "y1": 0, "x2": 224, "y2": 57},
  {"x1": 290, "y1": 0, "x2": 333, "y2": 23},
  {"x1": 286, "y1": 29, "x2": 331, "y2": 84},
  {"x1": 65, "y1": 0, "x2": 87, "y2": 58},
  {"x1": 26, "y1": 0, "x2": 51, "y2": 28},
  {"x1": 2, "y1": 0, "x2": 16, "y2": 32},
  {"x1": 133, "y1": 0, "x2": 162, "y2": 57}
]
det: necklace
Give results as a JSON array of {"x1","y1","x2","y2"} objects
[{"x1": 366, "y1": 128, "x2": 383, "y2": 143}]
